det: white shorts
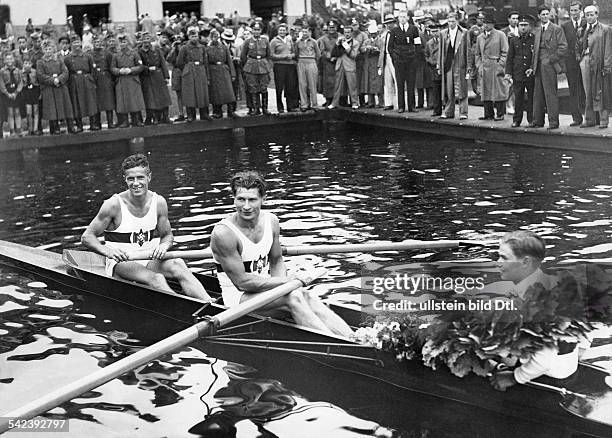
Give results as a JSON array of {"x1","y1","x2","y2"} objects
[{"x1": 105, "y1": 258, "x2": 150, "y2": 277}]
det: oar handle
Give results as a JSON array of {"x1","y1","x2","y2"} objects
[
  {"x1": 281, "y1": 240, "x2": 464, "y2": 256},
  {"x1": 126, "y1": 239, "x2": 493, "y2": 261},
  {"x1": 0, "y1": 268, "x2": 326, "y2": 433}
]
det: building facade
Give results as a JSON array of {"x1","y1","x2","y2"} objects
[{"x1": 0, "y1": 0, "x2": 313, "y2": 37}]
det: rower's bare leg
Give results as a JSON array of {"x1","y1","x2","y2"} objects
[
  {"x1": 303, "y1": 291, "x2": 354, "y2": 337},
  {"x1": 153, "y1": 258, "x2": 212, "y2": 301},
  {"x1": 241, "y1": 289, "x2": 331, "y2": 334},
  {"x1": 113, "y1": 261, "x2": 175, "y2": 292}
]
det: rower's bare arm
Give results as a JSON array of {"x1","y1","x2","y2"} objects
[
  {"x1": 81, "y1": 199, "x2": 127, "y2": 260},
  {"x1": 269, "y1": 214, "x2": 287, "y2": 277},
  {"x1": 153, "y1": 196, "x2": 174, "y2": 259},
  {"x1": 211, "y1": 224, "x2": 286, "y2": 293}
]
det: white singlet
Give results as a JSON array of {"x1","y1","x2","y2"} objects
[
  {"x1": 214, "y1": 211, "x2": 273, "y2": 307},
  {"x1": 104, "y1": 192, "x2": 160, "y2": 276}
]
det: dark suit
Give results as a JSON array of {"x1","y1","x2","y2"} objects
[
  {"x1": 532, "y1": 22, "x2": 568, "y2": 127},
  {"x1": 561, "y1": 18, "x2": 586, "y2": 123},
  {"x1": 388, "y1": 23, "x2": 422, "y2": 111}
]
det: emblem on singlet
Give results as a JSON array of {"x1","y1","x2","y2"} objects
[
  {"x1": 251, "y1": 255, "x2": 268, "y2": 274},
  {"x1": 132, "y1": 229, "x2": 147, "y2": 246}
]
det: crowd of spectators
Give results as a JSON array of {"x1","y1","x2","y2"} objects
[{"x1": 1, "y1": 3, "x2": 611, "y2": 138}]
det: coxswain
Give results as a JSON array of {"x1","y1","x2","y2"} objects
[
  {"x1": 210, "y1": 171, "x2": 353, "y2": 337},
  {"x1": 491, "y1": 230, "x2": 591, "y2": 390},
  {"x1": 81, "y1": 154, "x2": 212, "y2": 301}
]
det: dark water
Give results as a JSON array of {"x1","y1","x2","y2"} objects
[{"x1": 1, "y1": 123, "x2": 612, "y2": 437}]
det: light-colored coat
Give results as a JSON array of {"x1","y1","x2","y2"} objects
[
  {"x1": 475, "y1": 28, "x2": 509, "y2": 101},
  {"x1": 580, "y1": 22, "x2": 612, "y2": 111},
  {"x1": 439, "y1": 26, "x2": 470, "y2": 100}
]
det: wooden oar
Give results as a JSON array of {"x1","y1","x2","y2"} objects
[
  {"x1": 0, "y1": 269, "x2": 325, "y2": 434},
  {"x1": 126, "y1": 239, "x2": 494, "y2": 261}
]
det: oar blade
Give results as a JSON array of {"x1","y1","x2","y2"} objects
[{"x1": 560, "y1": 391, "x2": 612, "y2": 428}]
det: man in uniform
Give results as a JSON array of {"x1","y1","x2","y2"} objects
[
  {"x1": 64, "y1": 36, "x2": 99, "y2": 131},
  {"x1": 91, "y1": 35, "x2": 116, "y2": 129},
  {"x1": 111, "y1": 35, "x2": 146, "y2": 127},
  {"x1": 139, "y1": 33, "x2": 172, "y2": 125},
  {"x1": 82, "y1": 154, "x2": 212, "y2": 302},
  {"x1": 530, "y1": 5, "x2": 568, "y2": 130},
  {"x1": 176, "y1": 28, "x2": 211, "y2": 122},
  {"x1": 241, "y1": 22, "x2": 272, "y2": 115},
  {"x1": 210, "y1": 171, "x2": 353, "y2": 337},
  {"x1": 505, "y1": 15, "x2": 536, "y2": 127}
]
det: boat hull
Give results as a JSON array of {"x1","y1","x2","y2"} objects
[{"x1": 0, "y1": 239, "x2": 611, "y2": 437}]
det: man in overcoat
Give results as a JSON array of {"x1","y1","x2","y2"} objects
[
  {"x1": 578, "y1": 5, "x2": 612, "y2": 129},
  {"x1": 474, "y1": 14, "x2": 508, "y2": 120}
]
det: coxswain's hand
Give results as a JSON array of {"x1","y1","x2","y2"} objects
[
  {"x1": 525, "y1": 68, "x2": 533, "y2": 77},
  {"x1": 490, "y1": 370, "x2": 517, "y2": 391},
  {"x1": 377, "y1": 68, "x2": 382, "y2": 76},
  {"x1": 106, "y1": 247, "x2": 130, "y2": 262}
]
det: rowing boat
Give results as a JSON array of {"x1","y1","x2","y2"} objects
[{"x1": 0, "y1": 239, "x2": 611, "y2": 437}]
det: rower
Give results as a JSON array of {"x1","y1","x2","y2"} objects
[
  {"x1": 81, "y1": 154, "x2": 212, "y2": 301},
  {"x1": 491, "y1": 230, "x2": 590, "y2": 391},
  {"x1": 210, "y1": 170, "x2": 353, "y2": 337}
]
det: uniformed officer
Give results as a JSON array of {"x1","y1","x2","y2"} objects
[
  {"x1": 505, "y1": 15, "x2": 535, "y2": 127},
  {"x1": 240, "y1": 22, "x2": 272, "y2": 115},
  {"x1": 64, "y1": 35, "x2": 98, "y2": 131}
]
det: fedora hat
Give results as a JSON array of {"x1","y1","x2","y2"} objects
[
  {"x1": 383, "y1": 14, "x2": 396, "y2": 24},
  {"x1": 221, "y1": 28, "x2": 235, "y2": 40}
]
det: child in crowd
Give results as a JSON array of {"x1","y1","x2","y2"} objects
[
  {"x1": 0, "y1": 53, "x2": 23, "y2": 137},
  {"x1": 21, "y1": 56, "x2": 41, "y2": 135}
]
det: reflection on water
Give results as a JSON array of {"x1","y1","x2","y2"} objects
[{"x1": 1, "y1": 125, "x2": 612, "y2": 436}]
